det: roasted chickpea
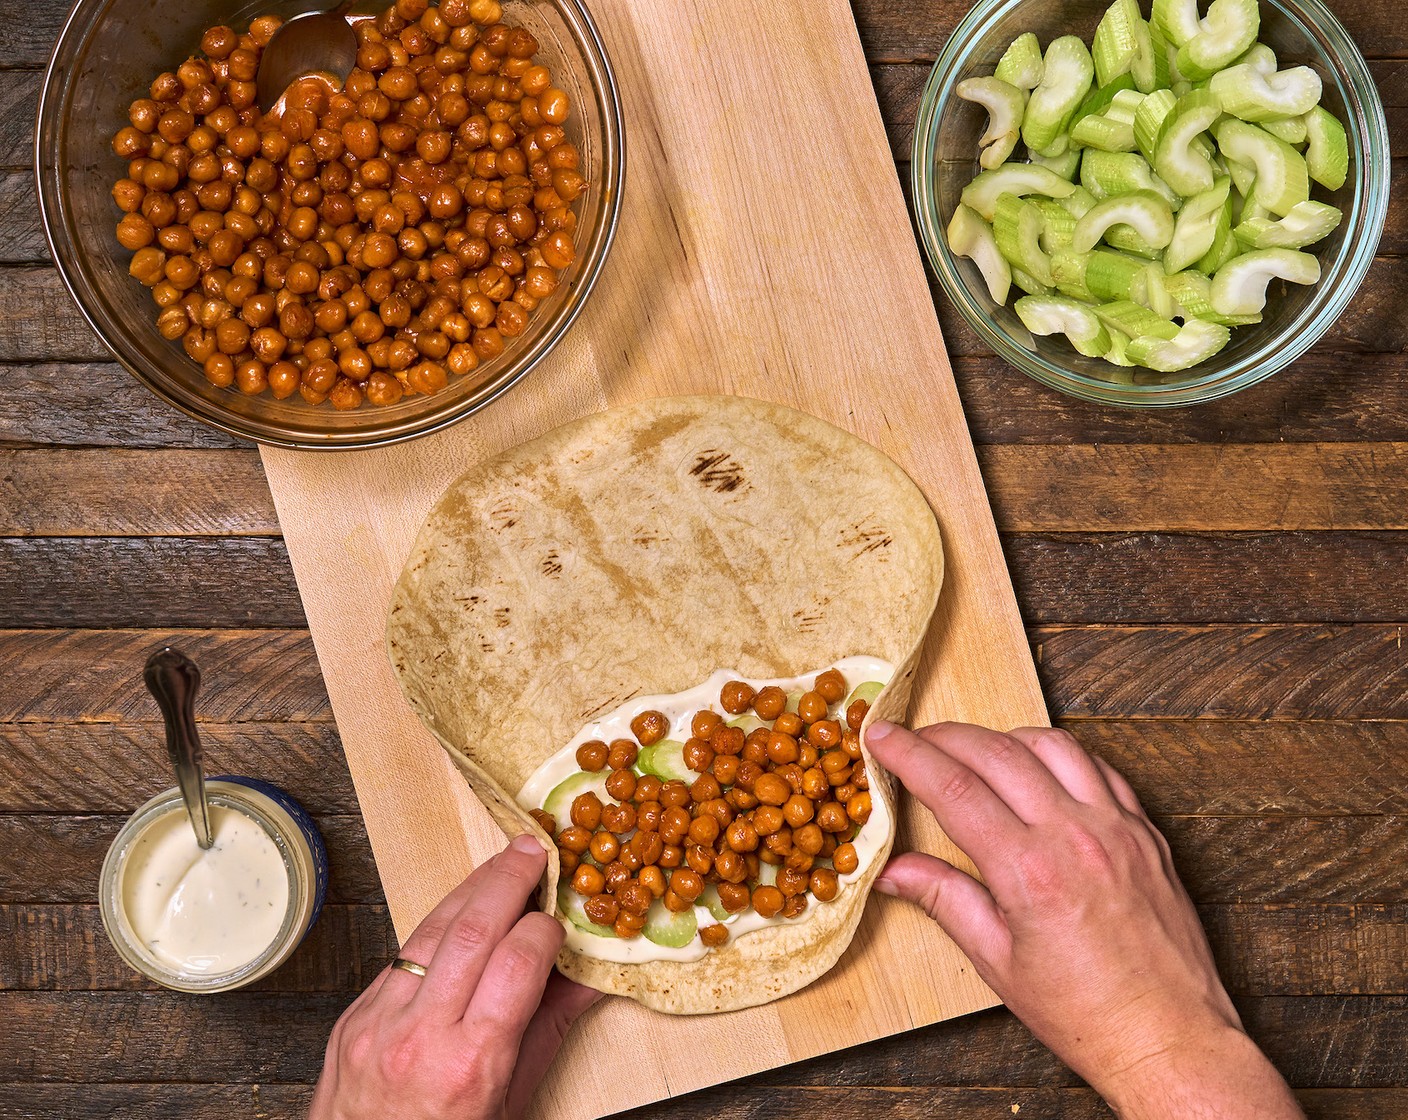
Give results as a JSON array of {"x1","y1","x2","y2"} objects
[
  {"x1": 793, "y1": 823, "x2": 824, "y2": 856},
  {"x1": 833, "y1": 842, "x2": 860, "y2": 875},
  {"x1": 725, "y1": 817, "x2": 759, "y2": 853},
  {"x1": 574, "y1": 739, "x2": 608, "y2": 772},
  {"x1": 682, "y1": 737, "x2": 715, "y2": 774},
  {"x1": 847, "y1": 791, "x2": 873, "y2": 825},
  {"x1": 846, "y1": 699, "x2": 869, "y2": 731},
  {"x1": 604, "y1": 768, "x2": 636, "y2": 802},
  {"x1": 588, "y1": 830, "x2": 619, "y2": 865},
  {"x1": 807, "y1": 719, "x2": 843, "y2": 749},
  {"x1": 584, "y1": 893, "x2": 619, "y2": 926},
  {"x1": 570, "y1": 791, "x2": 602, "y2": 832},
  {"x1": 601, "y1": 801, "x2": 637, "y2": 835},
  {"x1": 571, "y1": 863, "x2": 605, "y2": 897},
  {"x1": 774, "y1": 711, "x2": 805, "y2": 738},
  {"x1": 691, "y1": 709, "x2": 723, "y2": 741},
  {"x1": 638, "y1": 865, "x2": 666, "y2": 898},
  {"x1": 753, "y1": 773, "x2": 791, "y2": 807},
  {"x1": 700, "y1": 923, "x2": 729, "y2": 948},
  {"x1": 753, "y1": 805, "x2": 784, "y2": 836},
  {"x1": 557, "y1": 825, "x2": 591, "y2": 854},
  {"x1": 765, "y1": 731, "x2": 800, "y2": 766},
  {"x1": 720, "y1": 680, "x2": 755, "y2": 714},
  {"x1": 797, "y1": 690, "x2": 829, "y2": 724},
  {"x1": 606, "y1": 739, "x2": 637, "y2": 771},
  {"x1": 714, "y1": 848, "x2": 747, "y2": 883},
  {"x1": 630, "y1": 709, "x2": 668, "y2": 746},
  {"x1": 783, "y1": 794, "x2": 815, "y2": 828},
  {"x1": 751, "y1": 884, "x2": 784, "y2": 919}
]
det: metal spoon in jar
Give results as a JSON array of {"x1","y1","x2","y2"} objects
[
  {"x1": 255, "y1": 0, "x2": 358, "y2": 114},
  {"x1": 144, "y1": 647, "x2": 214, "y2": 850}
]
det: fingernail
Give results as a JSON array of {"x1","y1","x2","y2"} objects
[
  {"x1": 873, "y1": 877, "x2": 898, "y2": 896},
  {"x1": 511, "y1": 833, "x2": 545, "y2": 856},
  {"x1": 867, "y1": 720, "x2": 895, "y2": 743}
]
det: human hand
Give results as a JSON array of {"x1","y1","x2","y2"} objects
[
  {"x1": 310, "y1": 835, "x2": 600, "y2": 1120},
  {"x1": 866, "y1": 722, "x2": 1302, "y2": 1120}
]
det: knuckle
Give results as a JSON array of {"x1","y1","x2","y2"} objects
[
  {"x1": 1034, "y1": 727, "x2": 1082, "y2": 756},
  {"x1": 936, "y1": 768, "x2": 976, "y2": 805},
  {"x1": 1013, "y1": 846, "x2": 1067, "y2": 898},
  {"x1": 443, "y1": 912, "x2": 498, "y2": 958}
]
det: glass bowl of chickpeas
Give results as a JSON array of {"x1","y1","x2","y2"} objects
[{"x1": 37, "y1": 0, "x2": 623, "y2": 448}]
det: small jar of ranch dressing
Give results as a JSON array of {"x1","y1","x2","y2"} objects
[{"x1": 99, "y1": 777, "x2": 328, "y2": 993}]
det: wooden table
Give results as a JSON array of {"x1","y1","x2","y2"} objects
[{"x1": 1, "y1": 0, "x2": 1404, "y2": 1116}]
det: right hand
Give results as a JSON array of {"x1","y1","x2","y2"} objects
[{"x1": 866, "y1": 721, "x2": 1303, "y2": 1119}]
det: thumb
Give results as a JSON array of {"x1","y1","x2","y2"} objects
[{"x1": 876, "y1": 851, "x2": 1010, "y2": 969}]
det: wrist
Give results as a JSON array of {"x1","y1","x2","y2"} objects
[{"x1": 1099, "y1": 1024, "x2": 1303, "y2": 1120}]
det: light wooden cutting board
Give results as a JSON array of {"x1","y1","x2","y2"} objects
[{"x1": 260, "y1": 0, "x2": 1049, "y2": 1114}]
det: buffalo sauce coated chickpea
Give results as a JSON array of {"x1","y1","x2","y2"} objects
[
  {"x1": 546, "y1": 673, "x2": 884, "y2": 951},
  {"x1": 111, "y1": 1, "x2": 584, "y2": 410}
]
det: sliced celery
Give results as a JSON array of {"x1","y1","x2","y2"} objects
[
  {"x1": 1022, "y1": 37, "x2": 1096, "y2": 154},
  {"x1": 1153, "y1": 88, "x2": 1222, "y2": 195},
  {"x1": 1215, "y1": 118, "x2": 1310, "y2": 216},
  {"x1": 1035, "y1": 200, "x2": 1079, "y2": 250},
  {"x1": 1260, "y1": 115, "x2": 1309, "y2": 145},
  {"x1": 994, "y1": 194, "x2": 1055, "y2": 286},
  {"x1": 1209, "y1": 248, "x2": 1321, "y2": 315},
  {"x1": 1196, "y1": 196, "x2": 1239, "y2": 273},
  {"x1": 1130, "y1": 14, "x2": 1167, "y2": 93},
  {"x1": 1127, "y1": 319, "x2": 1231, "y2": 370},
  {"x1": 960, "y1": 164, "x2": 1077, "y2": 220},
  {"x1": 1233, "y1": 200, "x2": 1342, "y2": 249},
  {"x1": 1051, "y1": 251, "x2": 1096, "y2": 300},
  {"x1": 1093, "y1": 299, "x2": 1180, "y2": 340},
  {"x1": 1133, "y1": 87, "x2": 1178, "y2": 163},
  {"x1": 995, "y1": 32, "x2": 1044, "y2": 92},
  {"x1": 1058, "y1": 185, "x2": 1099, "y2": 218},
  {"x1": 1210, "y1": 63, "x2": 1321, "y2": 123},
  {"x1": 1081, "y1": 150, "x2": 1180, "y2": 211},
  {"x1": 1236, "y1": 42, "x2": 1278, "y2": 75},
  {"x1": 1072, "y1": 75, "x2": 1139, "y2": 127},
  {"x1": 1030, "y1": 147, "x2": 1084, "y2": 181},
  {"x1": 1165, "y1": 175, "x2": 1231, "y2": 273},
  {"x1": 946, "y1": 204, "x2": 1011, "y2": 304},
  {"x1": 1304, "y1": 105, "x2": 1349, "y2": 191},
  {"x1": 957, "y1": 76, "x2": 1028, "y2": 170},
  {"x1": 1103, "y1": 326, "x2": 1136, "y2": 365},
  {"x1": 1015, "y1": 295, "x2": 1113, "y2": 357},
  {"x1": 1165, "y1": 269, "x2": 1264, "y2": 325},
  {"x1": 1094, "y1": 0, "x2": 1143, "y2": 87},
  {"x1": 1177, "y1": 0, "x2": 1260, "y2": 81},
  {"x1": 1072, "y1": 113, "x2": 1137, "y2": 152},
  {"x1": 1151, "y1": 0, "x2": 1200, "y2": 47},
  {"x1": 1073, "y1": 190, "x2": 1175, "y2": 253},
  {"x1": 1013, "y1": 266, "x2": 1056, "y2": 295}
]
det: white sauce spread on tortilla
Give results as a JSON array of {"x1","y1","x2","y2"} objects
[{"x1": 516, "y1": 656, "x2": 893, "y2": 963}]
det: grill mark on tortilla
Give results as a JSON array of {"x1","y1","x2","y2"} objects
[{"x1": 689, "y1": 449, "x2": 749, "y2": 494}]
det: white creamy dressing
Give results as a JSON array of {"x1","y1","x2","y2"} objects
[
  {"x1": 120, "y1": 804, "x2": 290, "y2": 976},
  {"x1": 517, "y1": 656, "x2": 894, "y2": 962}
]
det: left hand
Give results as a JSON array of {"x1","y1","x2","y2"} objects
[{"x1": 309, "y1": 834, "x2": 601, "y2": 1120}]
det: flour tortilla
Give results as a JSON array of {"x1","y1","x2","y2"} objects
[{"x1": 386, "y1": 395, "x2": 943, "y2": 1013}]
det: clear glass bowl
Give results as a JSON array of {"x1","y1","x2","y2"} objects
[
  {"x1": 911, "y1": 0, "x2": 1389, "y2": 407},
  {"x1": 37, "y1": 0, "x2": 624, "y2": 448}
]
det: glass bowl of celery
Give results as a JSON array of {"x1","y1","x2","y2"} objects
[{"x1": 911, "y1": 0, "x2": 1389, "y2": 406}]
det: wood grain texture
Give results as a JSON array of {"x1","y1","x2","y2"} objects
[
  {"x1": 4, "y1": 717, "x2": 1402, "y2": 816},
  {"x1": 981, "y1": 443, "x2": 1408, "y2": 531},
  {"x1": 952, "y1": 352, "x2": 1408, "y2": 445},
  {"x1": 0, "y1": 449, "x2": 275, "y2": 536},
  {"x1": 9, "y1": 258, "x2": 1408, "y2": 367},
  {"x1": 0, "y1": 904, "x2": 395, "y2": 993},
  {"x1": 0, "y1": 814, "x2": 383, "y2": 905},
  {"x1": 4, "y1": 624, "x2": 1406, "y2": 725},
  {"x1": 0, "y1": 721, "x2": 356, "y2": 812},
  {"x1": 0, "y1": 537, "x2": 304, "y2": 628},
  {"x1": 4, "y1": 442, "x2": 1406, "y2": 536},
  {"x1": 849, "y1": 0, "x2": 1408, "y2": 60},
  {"x1": 7, "y1": 901, "x2": 1402, "y2": 998},
  {"x1": 0, "y1": 629, "x2": 329, "y2": 722},
  {"x1": 9, "y1": 811, "x2": 1402, "y2": 906},
  {"x1": 7, "y1": 531, "x2": 1408, "y2": 629},
  {"x1": 1006, "y1": 531, "x2": 1408, "y2": 623},
  {"x1": 1071, "y1": 720, "x2": 1408, "y2": 815},
  {"x1": 0, "y1": 993, "x2": 1404, "y2": 1085},
  {"x1": 255, "y1": 0, "x2": 1051, "y2": 1110},
  {"x1": 0, "y1": 1086, "x2": 1405, "y2": 1120},
  {"x1": 1035, "y1": 624, "x2": 1408, "y2": 718},
  {"x1": 11, "y1": 351, "x2": 1408, "y2": 451},
  {"x1": 0, "y1": 364, "x2": 243, "y2": 450}
]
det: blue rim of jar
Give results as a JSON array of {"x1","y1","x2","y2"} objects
[
  {"x1": 910, "y1": 0, "x2": 1390, "y2": 408},
  {"x1": 34, "y1": 0, "x2": 625, "y2": 450}
]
